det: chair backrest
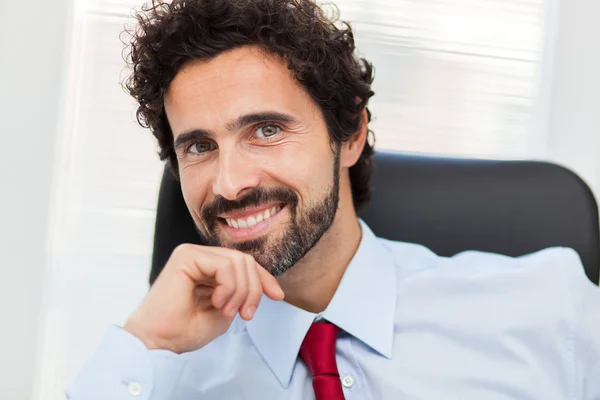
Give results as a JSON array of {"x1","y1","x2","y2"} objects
[{"x1": 150, "y1": 151, "x2": 600, "y2": 285}]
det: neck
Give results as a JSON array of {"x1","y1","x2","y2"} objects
[{"x1": 277, "y1": 206, "x2": 362, "y2": 314}]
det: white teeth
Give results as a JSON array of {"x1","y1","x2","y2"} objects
[{"x1": 224, "y1": 205, "x2": 283, "y2": 229}]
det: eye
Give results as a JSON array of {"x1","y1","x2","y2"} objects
[
  {"x1": 254, "y1": 124, "x2": 281, "y2": 139},
  {"x1": 189, "y1": 142, "x2": 216, "y2": 154}
]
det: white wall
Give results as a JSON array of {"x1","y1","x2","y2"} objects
[
  {"x1": 0, "y1": 0, "x2": 72, "y2": 399},
  {"x1": 538, "y1": 0, "x2": 600, "y2": 198}
]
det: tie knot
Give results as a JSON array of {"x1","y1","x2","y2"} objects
[{"x1": 299, "y1": 322, "x2": 341, "y2": 377}]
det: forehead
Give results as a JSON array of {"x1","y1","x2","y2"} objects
[{"x1": 165, "y1": 46, "x2": 317, "y2": 136}]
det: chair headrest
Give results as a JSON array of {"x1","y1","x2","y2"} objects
[{"x1": 151, "y1": 151, "x2": 600, "y2": 284}]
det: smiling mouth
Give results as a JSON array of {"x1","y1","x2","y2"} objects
[{"x1": 218, "y1": 204, "x2": 284, "y2": 229}]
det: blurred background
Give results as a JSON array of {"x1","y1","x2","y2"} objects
[{"x1": 1, "y1": 0, "x2": 598, "y2": 398}]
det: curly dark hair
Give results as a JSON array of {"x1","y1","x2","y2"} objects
[{"x1": 123, "y1": 0, "x2": 376, "y2": 209}]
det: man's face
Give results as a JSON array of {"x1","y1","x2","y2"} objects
[{"x1": 165, "y1": 46, "x2": 340, "y2": 276}]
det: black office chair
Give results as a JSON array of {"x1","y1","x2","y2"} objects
[{"x1": 150, "y1": 151, "x2": 600, "y2": 285}]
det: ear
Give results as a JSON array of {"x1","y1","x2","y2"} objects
[{"x1": 340, "y1": 108, "x2": 369, "y2": 168}]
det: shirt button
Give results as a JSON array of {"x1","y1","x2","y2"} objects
[
  {"x1": 341, "y1": 375, "x2": 355, "y2": 388},
  {"x1": 127, "y1": 382, "x2": 143, "y2": 396}
]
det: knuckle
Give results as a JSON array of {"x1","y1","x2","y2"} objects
[
  {"x1": 243, "y1": 254, "x2": 256, "y2": 266},
  {"x1": 231, "y1": 253, "x2": 247, "y2": 268},
  {"x1": 226, "y1": 248, "x2": 250, "y2": 263},
  {"x1": 219, "y1": 258, "x2": 235, "y2": 272},
  {"x1": 172, "y1": 243, "x2": 192, "y2": 257}
]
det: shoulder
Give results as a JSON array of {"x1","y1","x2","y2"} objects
[
  {"x1": 378, "y1": 235, "x2": 585, "y2": 284},
  {"x1": 376, "y1": 237, "x2": 441, "y2": 278},
  {"x1": 451, "y1": 245, "x2": 581, "y2": 269},
  {"x1": 378, "y1": 238, "x2": 589, "y2": 325},
  {"x1": 444, "y1": 246, "x2": 590, "y2": 298}
]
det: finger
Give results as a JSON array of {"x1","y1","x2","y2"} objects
[
  {"x1": 240, "y1": 257, "x2": 263, "y2": 320},
  {"x1": 221, "y1": 254, "x2": 249, "y2": 318},
  {"x1": 209, "y1": 256, "x2": 237, "y2": 310},
  {"x1": 178, "y1": 245, "x2": 237, "y2": 310},
  {"x1": 256, "y1": 263, "x2": 285, "y2": 301},
  {"x1": 175, "y1": 244, "x2": 221, "y2": 283},
  {"x1": 175, "y1": 249, "x2": 234, "y2": 311},
  {"x1": 192, "y1": 245, "x2": 284, "y2": 302}
]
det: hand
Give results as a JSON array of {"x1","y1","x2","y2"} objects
[{"x1": 123, "y1": 244, "x2": 284, "y2": 354}]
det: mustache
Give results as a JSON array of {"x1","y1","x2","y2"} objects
[{"x1": 201, "y1": 187, "x2": 298, "y2": 223}]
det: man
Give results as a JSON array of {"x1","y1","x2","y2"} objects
[{"x1": 67, "y1": 0, "x2": 600, "y2": 399}]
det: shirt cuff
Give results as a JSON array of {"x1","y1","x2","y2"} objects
[{"x1": 66, "y1": 325, "x2": 187, "y2": 400}]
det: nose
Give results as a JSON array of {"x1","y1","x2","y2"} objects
[{"x1": 212, "y1": 148, "x2": 261, "y2": 200}]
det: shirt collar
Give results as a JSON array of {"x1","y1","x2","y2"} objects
[{"x1": 245, "y1": 219, "x2": 397, "y2": 388}]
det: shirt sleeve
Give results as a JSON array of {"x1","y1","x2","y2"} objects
[
  {"x1": 66, "y1": 325, "x2": 187, "y2": 400},
  {"x1": 559, "y1": 248, "x2": 600, "y2": 400}
]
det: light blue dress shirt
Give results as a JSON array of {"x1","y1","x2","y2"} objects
[{"x1": 67, "y1": 220, "x2": 600, "y2": 399}]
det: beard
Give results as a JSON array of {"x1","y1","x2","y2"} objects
[{"x1": 197, "y1": 152, "x2": 340, "y2": 277}]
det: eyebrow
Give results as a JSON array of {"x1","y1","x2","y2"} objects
[
  {"x1": 225, "y1": 111, "x2": 299, "y2": 131},
  {"x1": 174, "y1": 130, "x2": 211, "y2": 152},
  {"x1": 173, "y1": 111, "x2": 300, "y2": 151}
]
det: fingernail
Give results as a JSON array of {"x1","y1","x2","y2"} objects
[{"x1": 246, "y1": 306, "x2": 256, "y2": 318}]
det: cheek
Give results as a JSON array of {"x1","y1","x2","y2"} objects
[
  {"x1": 260, "y1": 143, "x2": 334, "y2": 199},
  {"x1": 179, "y1": 166, "x2": 212, "y2": 218}
]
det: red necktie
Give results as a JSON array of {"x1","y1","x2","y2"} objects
[{"x1": 299, "y1": 322, "x2": 346, "y2": 400}]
